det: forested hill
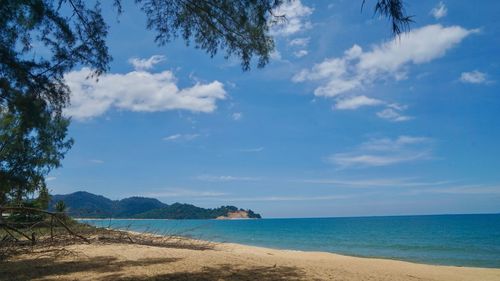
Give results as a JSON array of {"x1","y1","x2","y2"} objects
[{"x1": 49, "y1": 191, "x2": 262, "y2": 219}]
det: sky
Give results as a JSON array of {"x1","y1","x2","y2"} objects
[{"x1": 48, "y1": 0, "x2": 500, "y2": 218}]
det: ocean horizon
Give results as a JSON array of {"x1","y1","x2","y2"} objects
[{"x1": 82, "y1": 213, "x2": 500, "y2": 269}]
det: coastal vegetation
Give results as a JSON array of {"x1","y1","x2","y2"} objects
[{"x1": 51, "y1": 191, "x2": 261, "y2": 219}]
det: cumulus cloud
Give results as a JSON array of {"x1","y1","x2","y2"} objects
[
  {"x1": 294, "y1": 24, "x2": 476, "y2": 120},
  {"x1": 460, "y1": 70, "x2": 489, "y2": 84},
  {"x1": 128, "y1": 55, "x2": 165, "y2": 70},
  {"x1": 334, "y1": 95, "x2": 384, "y2": 110},
  {"x1": 271, "y1": 0, "x2": 313, "y2": 36},
  {"x1": 64, "y1": 59, "x2": 227, "y2": 120},
  {"x1": 329, "y1": 136, "x2": 433, "y2": 168},
  {"x1": 295, "y1": 25, "x2": 476, "y2": 96},
  {"x1": 430, "y1": 2, "x2": 447, "y2": 19}
]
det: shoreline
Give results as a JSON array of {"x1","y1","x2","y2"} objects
[
  {"x1": 4, "y1": 237, "x2": 500, "y2": 281},
  {"x1": 82, "y1": 224, "x2": 500, "y2": 270},
  {"x1": 2, "y1": 228, "x2": 500, "y2": 281}
]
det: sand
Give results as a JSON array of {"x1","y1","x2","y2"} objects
[{"x1": 1, "y1": 239, "x2": 499, "y2": 281}]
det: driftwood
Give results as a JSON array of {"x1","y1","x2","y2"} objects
[
  {"x1": 0, "y1": 206, "x2": 215, "y2": 261},
  {"x1": 0, "y1": 206, "x2": 89, "y2": 243}
]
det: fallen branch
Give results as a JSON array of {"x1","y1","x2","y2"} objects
[
  {"x1": 0, "y1": 206, "x2": 89, "y2": 243},
  {"x1": 0, "y1": 223, "x2": 33, "y2": 242}
]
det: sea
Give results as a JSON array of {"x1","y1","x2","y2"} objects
[{"x1": 81, "y1": 213, "x2": 500, "y2": 268}]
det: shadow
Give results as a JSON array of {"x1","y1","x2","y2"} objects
[
  {"x1": 101, "y1": 264, "x2": 314, "y2": 281},
  {"x1": 0, "y1": 257, "x2": 314, "y2": 281},
  {"x1": 0, "y1": 255, "x2": 181, "y2": 281}
]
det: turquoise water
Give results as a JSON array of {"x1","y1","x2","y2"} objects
[{"x1": 82, "y1": 214, "x2": 500, "y2": 268}]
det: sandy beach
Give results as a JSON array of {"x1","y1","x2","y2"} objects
[{"x1": 2, "y1": 236, "x2": 499, "y2": 281}]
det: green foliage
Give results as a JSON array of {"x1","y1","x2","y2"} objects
[
  {"x1": 1, "y1": 0, "x2": 107, "y2": 202},
  {"x1": 134, "y1": 203, "x2": 261, "y2": 219},
  {"x1": 0, "y1": 107, "x2": 73, "y2": 202},
  {"x1": 135, "y1": 0, "x2": 283, "y2": 71},
  {"x1": 35, "y1": 186, "x2": 51, "y2": 210},
  {"x1": 363, "y1": 0, "x2": 414, "y2": 35},
  {"x1": 114, "y1": 196, "x2": 167, "y2": 217},
  {"x1": 49, "y1": 191, "x2": 167, "y2": 217},
  {"x1": 55, "y1": 200, "x2": 66, "y2": 213}
]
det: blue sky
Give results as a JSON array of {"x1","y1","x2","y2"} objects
[{"x1": 48, "y1": 0, "x2": 500, "y2": 218}]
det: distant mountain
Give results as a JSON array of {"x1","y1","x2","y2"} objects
[
  {"x1": 114, "y1": 197, "x2": 166, "y2": 217},
  {"x1": 50, "y1": 191, "x2": 117, "y2": 217},
  {"x1": 50, "y1": 191, "x2": 261, "y2": 219}
]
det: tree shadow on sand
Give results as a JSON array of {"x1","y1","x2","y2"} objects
[
  {"x1": 0, "y1": 256, "x2": 316, "y2": 281},
  {"x1": 103, "y1": 264, "x2": 316, "y2": 281},
  {"x1": 0, "y1": 255, "x2": 180, "y2": 281}
]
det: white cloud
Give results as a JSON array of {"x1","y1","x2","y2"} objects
[
  {"x1": 334, "y1": 95, "x2": 384, "y2": 110},
  {"x1": 294, "y1": 25, "x2": 475, "y2": 120},
  {"x1": 331, "y1": 153, "x2": 429, "y2": 168},
  {"x1": 45, "y1": 176, "x2": 57, "y2": 182},
  {"x1": 128, "y1": 55, "x2": 165, "y2": 70},
  {"x1": 238, "y1": 147, "x2": 264, "y2": 153},
  {"x1": 196, "y1": 175, "x2": 260, "y2": 182},
  {"x1": 357, "y1": 25, "x2": 476, "y2": 74},
  {"x1": 430, "y1": 2, "x2": 447, "y2": 19},
  {"x1": 333, "y1": 96, "x2": 412, "y2": 121},
  {"x1": 64, "y1": 64, "x2": 227, "y2": 120},
  {"x1": 329, "y1": 136, "x2": 433, "y2": 168},
  {"x1": 271, "y1": 0, "x2": 313, "y2": 36},
  {"x1": 295, "y1": 25, "x2": 476, "y2": 96},
  {"x1": 376, "y1": 108, "x2": 412, "y2": 122},
  {"x1": 163, "y1": 134, "x2": 182, "y2": 141},
  {"x1": 289, "y1": 37, "x2": 310, "y2": 58},
  {"x1": 293, "y1": 50, "x2": 308, "y2": 58},
  {"x1": 89, "y1": 159, "x2": 104, "y2": 164},
  {"x1": 232, "y1": 112, "x2": 243, "y2": 121},
  {"x1": 289, "y1": 37, "x2": 310, "y2": 47},
  {"x1": 299, "y1": 178, "x2": 451, "y2": 188},
  {"x1": 294, "y1": 25, "x2": 476, "y2": 117},
  {"x1": 270, "y1": 49, "x2": 282, "y2": 60},
  {"x1": 163, "y1": 134, "x2": 200, "y2": 142},
  {"x1": 460, "y1": 70, "x2": 488, "y2": 84},
  {"x1": 359, "y1": 136, "x2": 431, "y2": 151}
]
